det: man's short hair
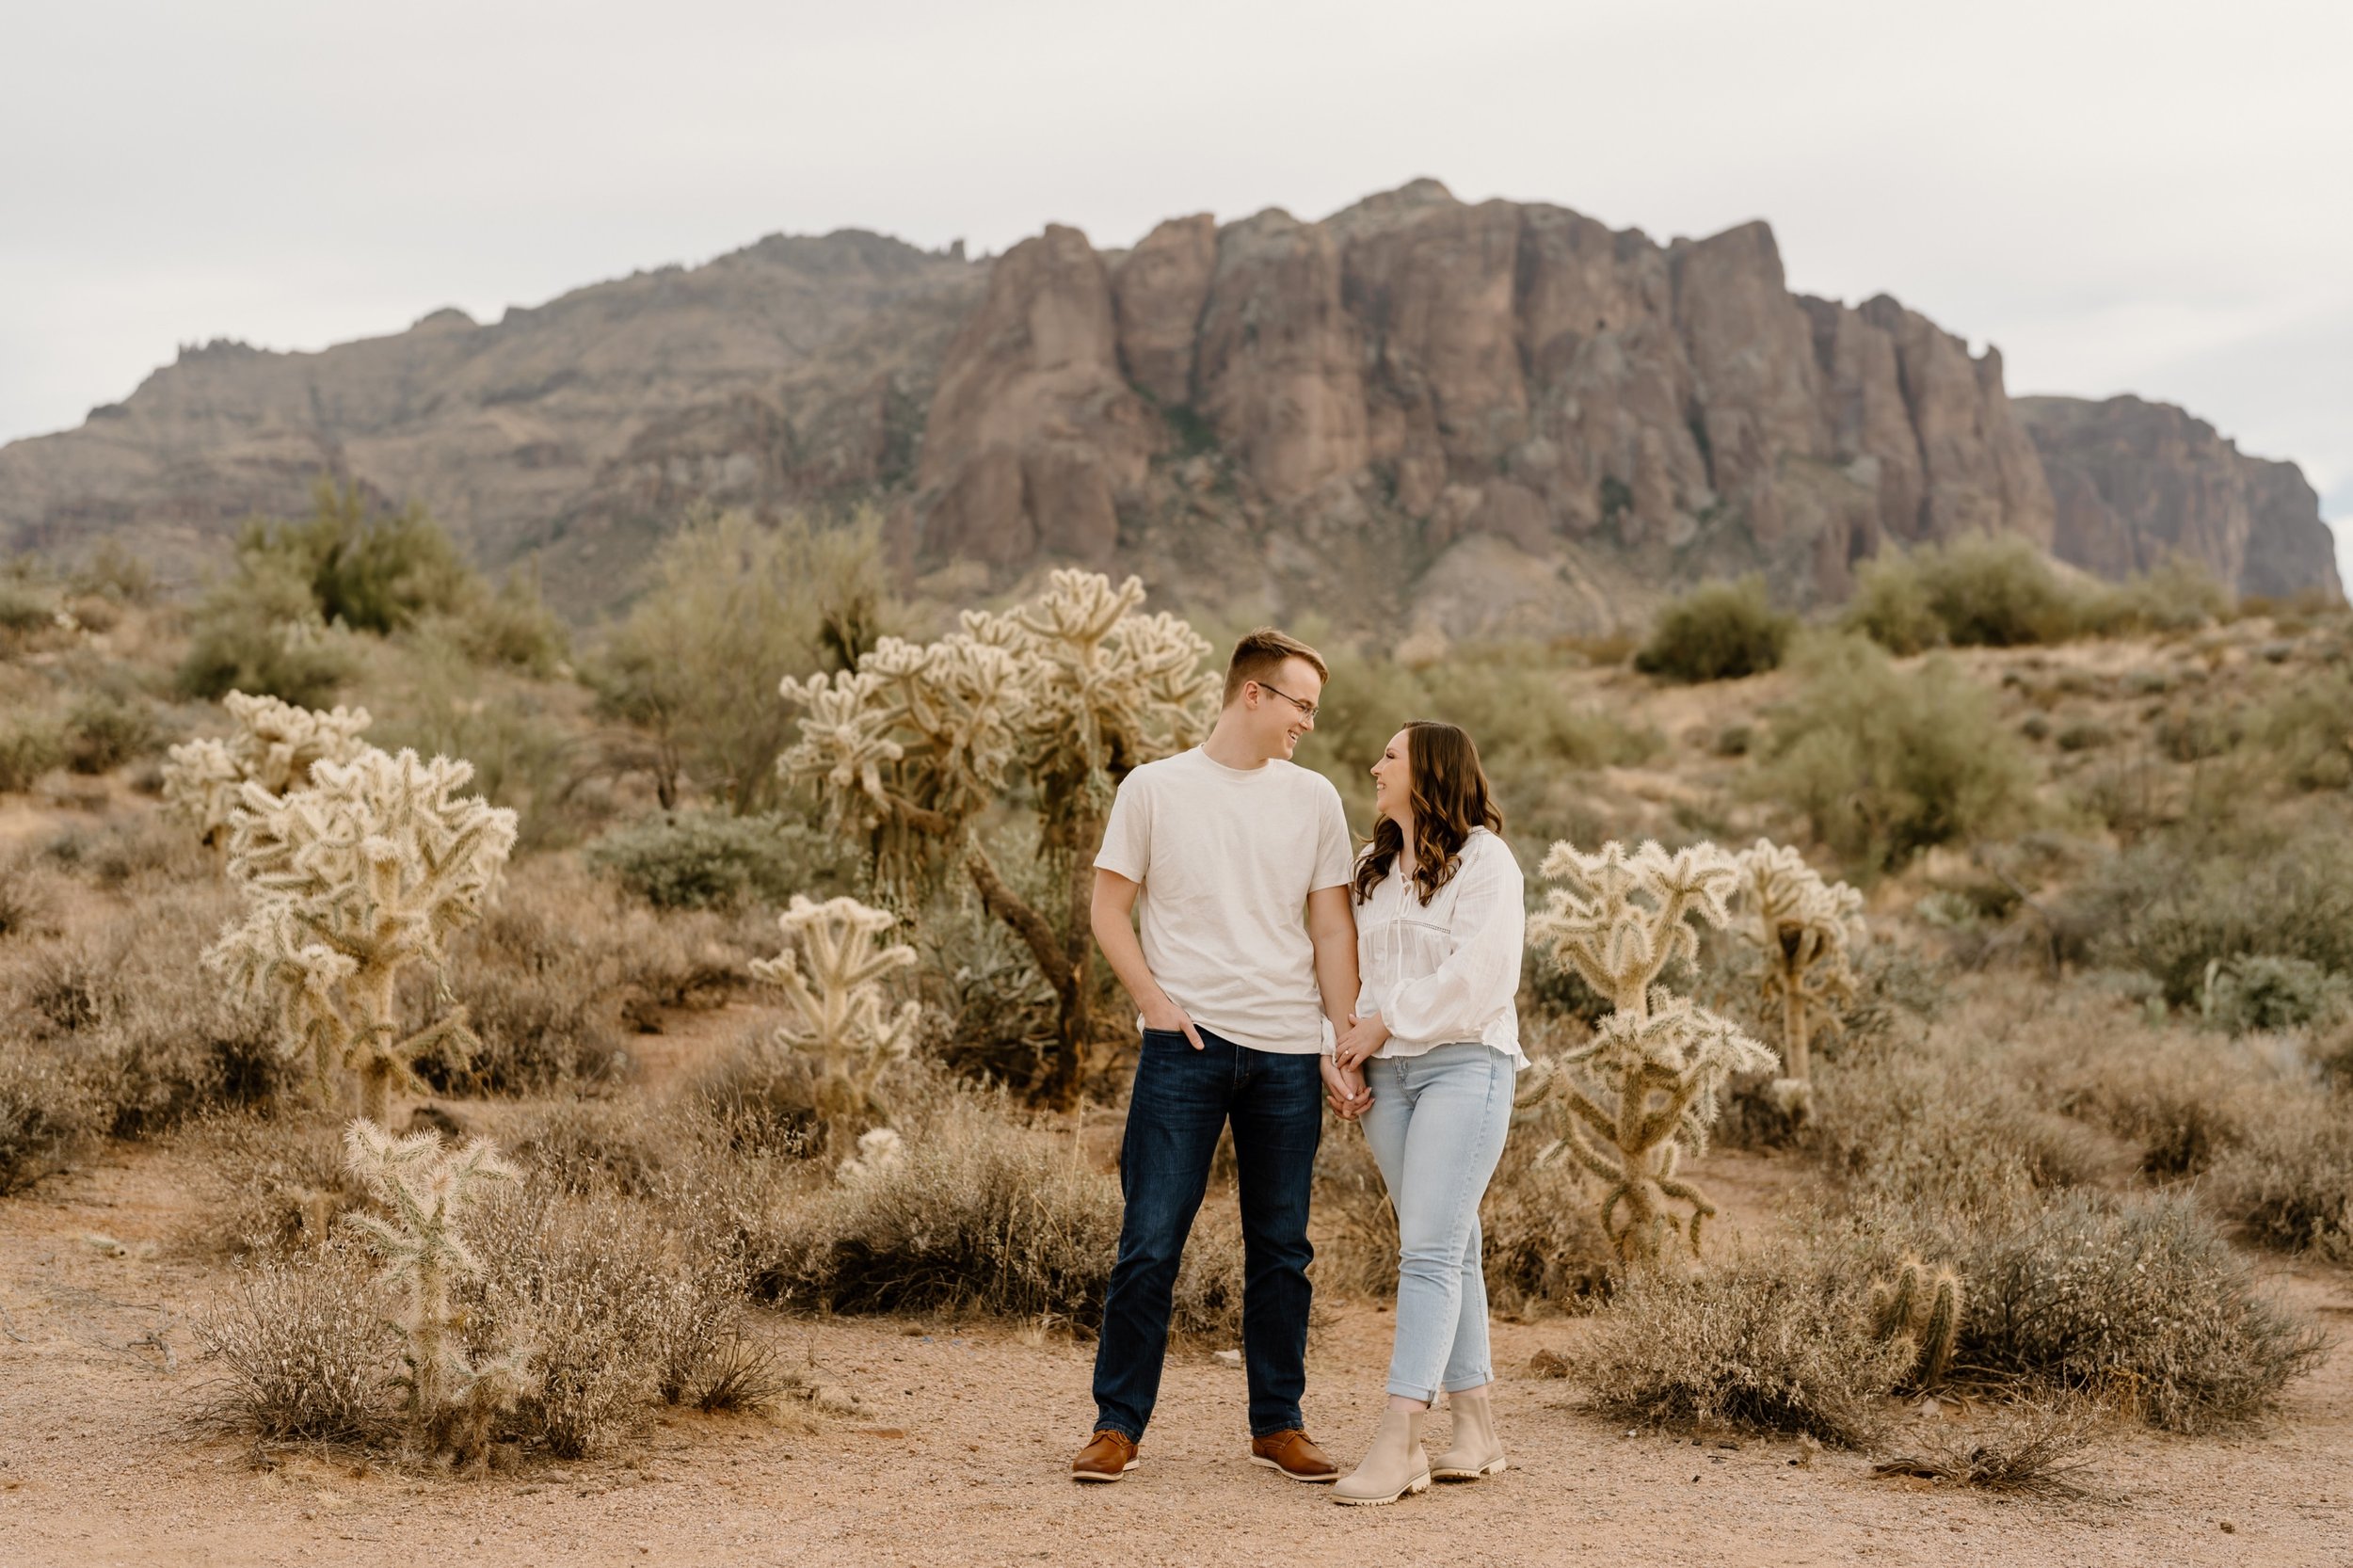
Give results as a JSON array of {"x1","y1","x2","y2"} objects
[{"x1": 1224, "y1": 628, "x2": 1330, "y2": 707}]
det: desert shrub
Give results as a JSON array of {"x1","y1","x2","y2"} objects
[
  {"x1": 1919, "y1": 536, "x2": 2078, "y2": 648},
  {"x1": 1808, "y1": 987, "x2": 2124, "y2": 1212},
  {"x1": 1756, "y1": 632, "x2": 2032, "y2": 872},
  {"x1": 508, "y1": 1099, "x2": 682, "y2": 1199},
  {"x1": 591, "y1": 506, "x2": 895, "y2": 812},
  {"x1": 2204, "y1": 954, "x2": 2345, "y2": 1034},
  {"x1": 1634, "y1": 575, "x2": 1794, "y2": 682},
  {"x1": 444, "y1": 569, "x2": 568, "y2": 676},
  {"x1": 0, "y1": 709, "x2": 65, "y2": 792},
  {"x1": 2061, "y1": 824, "x2": 2353, "y2": 1009},
  {"x1": 236, "y1": 479, "x2": 474, "y2": 635},
  {"x1": 911, "y1": 894, "x2": 1061, "y2": 1093},
  {"x1": 1578, "y1": 1240, "x2": 1914, "y2": 1445},
  {"x1": 0, "y1": 1045, "x2": 95, "y2": 1193},
  {"x1": 467, "y1": 1187, "x2": 729, "y2": 1458},
  {"x1": 40, "y1": 811, "x2": 202, "y2": 890},
  {"x1": 195, "y1": 1110, "x2": 363, "y2": 1256},
  {"x1": 2079, "y1": 557, "x2": 2233, "y2": 636},
  {"x1": 0, "y1": 848, "x2": 56, "y2": 940},
  {"x1": 585, "y1": 809, "x2": 861, "y2": 911},
  {"x1": 1478, "y1": 1137, "x2": 1616, "y2": 1308},
  {"x1": 2037, "y1": 1023, "x2": 2265, "y2": 1178},
  {"x1": 4, "y1": 890, "x2": 295, "y2": 1139},
  {"x1": 1955, "y1": 1192, "x2": 2323, "y2": 1432},
  {"x1": 176, "y1": 556, "x2": 360, "y2": 706},
  {"x1": 2251, "y1": 671, "x2": 2353, "y2": 792},
  {"x1": 61, "y1": 691, "x2": 159, "y2": 774},
  {"x1": 0, "y1": 575, "x2": 56, "y2": 645},
  {"x1": 193, "y1": 1245, "x2": 397, "y2": 1443},
  {"x1": 1841, "y1": 551, "x2": 1946, "y2": 655},
  {"x1": 2205, "y1": 1096, "x2": 2353, "y2": 1261},
  {"x1": 70, "y1": 539, "x2": 156, "y2": 607},
  {"x1": 752, "y1": 1093, "x2": 1241, "y2": 1336}
]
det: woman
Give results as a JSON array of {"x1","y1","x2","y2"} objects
[{"x1": 1328, "y1": 719, "x2": 1525, "y2": 1507}]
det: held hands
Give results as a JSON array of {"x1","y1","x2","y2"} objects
[
  {"x1": 1140, "y1": 992, "x2": 1206, "y2": 1051},
  {"x1": 1321, "y1": 1053, "x2": 1371, "y2": 1120},
  {"x1": 1333, "y1": 1010, "x2": 1390, "y2": 1071}
]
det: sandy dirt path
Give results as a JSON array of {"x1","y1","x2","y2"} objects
[{"x1": 5, "y1": 1142, "x2": 2349, "y2": 1568}]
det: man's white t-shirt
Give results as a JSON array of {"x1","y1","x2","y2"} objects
[{"x1": 1095, "y1": 747, "x2": 1354, "y2": 1055}]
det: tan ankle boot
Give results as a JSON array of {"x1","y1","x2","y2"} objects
[
  {"x1": 1332, "y1": 1409, "x2": 1430, "y2": 1506},
  {"x1": 1432, "y1": 1388, "x2": 1506, "y2": 1480}
]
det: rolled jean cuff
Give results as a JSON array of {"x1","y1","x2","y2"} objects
[
  {"x1": 1385, "y1": 1378, "x2": 1438, "y2": 1403},
  {"x1": 1442, "y1": 1369, "x2": 1493, "y2": 1394}
]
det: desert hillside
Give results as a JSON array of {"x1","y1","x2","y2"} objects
[{"x1": 0, "y1": 181, "x2": 2338, "y2": 629}]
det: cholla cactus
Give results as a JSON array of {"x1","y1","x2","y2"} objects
[
  {"x1": 205, "y1": 748, "x2": 519, "y2": 1124},
  {"x1": 838, "y1": 1127, "x2": 906, "y2": 1184},
  {"x1": 779, "y1": 570, "x2": 1216, "y2": 1106},
  {"x1": 343, "y1": 1121, "x2": 521, "y2": 1453},
  {"x1": 161, "y1": 690, "x2": 374, "y2": 844},
  {"x1": 1871, "y1": 1258, "x2": 1963, "y2": 1392},
  {"x1": 1732, "y1": 839, "x2": 1866, "y2": 1115},
  {"x1": 751, "y1": 895, "x2": 921, "y2": 1147},
  {"x1": 1522, "y1": 840, "x2": 1776, "y2": 1261}
]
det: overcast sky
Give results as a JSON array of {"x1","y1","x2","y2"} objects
[{"x1": 7, "y1": 1, "x2": 2348, "y2": 571}]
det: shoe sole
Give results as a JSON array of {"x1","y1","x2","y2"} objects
[
  {"x1": 1250, "y1": 1454, "x2": 1338, "y2": 1484},
  {"x1": 1331, "y1": 1473, "x2": 1433, "y2": 1506},
  {"x1": 1432, "y1": 1458, "x2": 1509, "y2": 1481},
  {"x1": 1072, "y1": 1459, "x2": 1142, "y2": 1482}
]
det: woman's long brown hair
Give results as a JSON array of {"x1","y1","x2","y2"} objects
[{"x1": 1352, "y1": 720, "x2": 1505, "y2": 906}]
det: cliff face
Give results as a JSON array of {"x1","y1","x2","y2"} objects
[
  {"x1": 906, "y1": 180, "x2": 2058, "y2": 633},
  {"x1": 1, "y1": 180, "x2": 2336, "y2": 630},
  {"x1": 2019, "y1": 394, "x2": 2345, "y2": 601}
]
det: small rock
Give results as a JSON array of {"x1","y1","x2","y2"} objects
[
  {"x1": 2219, "y1": 1521, "x2": 2236, "y2": 1534},
  {"x1": 1213, "y1": 1349, "x2": 1242, "y2": 1368}
]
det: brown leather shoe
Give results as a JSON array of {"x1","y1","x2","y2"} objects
[
  {"x1": 1250, "y1": 1428, "x2": 1338, "y2": 1483},
  {"x1": 1072, "y1": 1429, "x2": 1141, "y2": 1482}
]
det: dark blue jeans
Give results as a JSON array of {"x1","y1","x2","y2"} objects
[{"x1": 1092, "y1": 1026, "x2": 1323, "y2": 1442}]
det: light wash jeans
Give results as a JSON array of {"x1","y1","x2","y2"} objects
[{"x1": 1358, "y1": 1042, "x2": 1514, "y2": 1402}]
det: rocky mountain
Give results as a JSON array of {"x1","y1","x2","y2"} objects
[
  {"x1": 2019, "y1": 395, "x2": 2341, "y2": 601},
  {"x1": 2, "y1": 179, "x2": 2338, "y2": 631}
]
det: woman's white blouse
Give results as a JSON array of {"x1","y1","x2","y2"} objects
[{"x1": 1352, "y1": 827, "x2": 1527, "y2": 1067}]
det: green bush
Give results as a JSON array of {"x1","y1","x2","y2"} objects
[
  {"x1": 585, "y1": 810, "x2": 862, "y2": 911},
  {"x1": 2061, "y1": 824, "x2": 2353, "y2": 1010},
  {"x1": 1634, "y1": 575, "x2": 1795, "y2": 682},
  {"x1": 2079, "y1": 557, "x2": 2233, "y2": 635},
  {"x1": 1755, "y1": 633, "x2": 2033, "y2": 871},
  {"x1": 0, "y1": 711, "x2": 65, "y2": 792},
  {"x1": 176, "y1": 555, "x2": 360, "y2": 706},
  {"x1": 62, "y1": 692, "x2": 160, "y2": 774},
  {"x1": 2252, "y1": 672, "x2": 2353, "y2": 792},
  {"x1": 1919, "y1": 536, "x2": 2078, "y2": 648},
  {"x1": 238, "y1": 479, "x2": 474, "y2": 634},
  {"x1": 1841, "y1": 552, "x2": 1945, "y2": 655},
  {"x1": 446, "y1": 569, "x2": 569, "y2": 676},
  {"x1": 590, "y1": 507, "x2": 896, "y2": 812}
]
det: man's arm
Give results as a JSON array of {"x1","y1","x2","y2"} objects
[
  {"x1": 1305, "y1": 884, "x2": 1369, "y2": 1117},
  {"x1": 1305, "y1": 884, "x2": 1359, "y2": 1033},
  {"x1": 1091, "y1": 868, "x2": 1204, "y2": 1050}
]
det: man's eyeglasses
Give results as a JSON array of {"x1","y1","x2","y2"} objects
[{"x1": 1253, "y1": 680, "x2": 1319, "y2": 723}]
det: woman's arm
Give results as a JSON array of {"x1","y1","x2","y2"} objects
[{"x1": 1367, "y1": 844, "x2": 1525, "y2": 1046}]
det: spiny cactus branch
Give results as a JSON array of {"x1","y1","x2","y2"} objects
[
  {"x1": 1526, "y1": 839, "x2": 1773, "y2": 1263},
  {"x1": 777, "y1": 569, "x2": 1214, "y2": 1107}
]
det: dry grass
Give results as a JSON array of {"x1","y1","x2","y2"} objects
[
  {"x1": 1870, "y1": 1400, "x2": 2102, "y2": 1497},
  {"x1": 749, "y1": 1092, "x2": 1242, "y2": 1339},
  {"x1": 2205, "y1": 1096, "x2": 2353, "y2": 1261},
  {"x1": 191, "y1": 1244, "x2": 397, "y2": 1444},
  {"x1": 1578, "y1": 1240, "x2": 1915, "y2": 1446}
]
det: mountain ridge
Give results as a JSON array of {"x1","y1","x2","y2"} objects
[{"x1": 2, "y1": 182, "x2": 2337, "y2": 627}]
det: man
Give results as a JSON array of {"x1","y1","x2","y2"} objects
[{"x1": 1072, "y1": 628, "x2": 1367, "y2": 1486}]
